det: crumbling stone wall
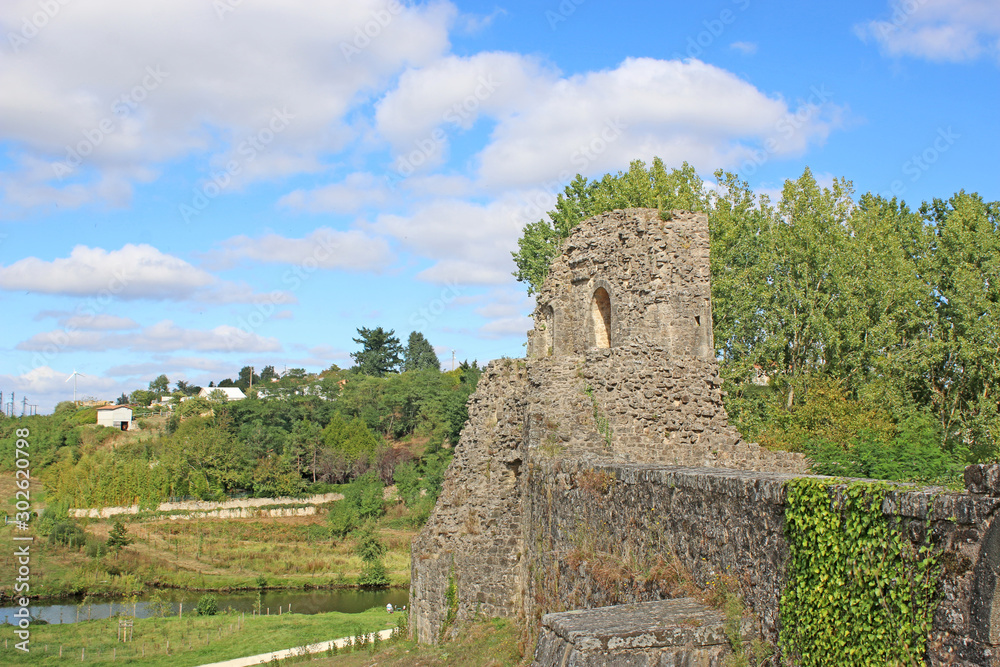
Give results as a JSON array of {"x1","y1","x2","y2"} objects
[
  {"x1": 527, "y1": 209, "x2": 714, "y2": 361},
  {"x1": 524, "y1": 461, "x2": 1000, "y2": 666},
  {"x1": 409, "y1": 359, "x2": 531, "y2": 642},
  {"x1": 411, "y1": 208, "x2": 804, "y2": 644}
]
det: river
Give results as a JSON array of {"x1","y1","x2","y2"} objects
[{"x1": 1, "y1": 588, "x2": 409, "y2": 625}]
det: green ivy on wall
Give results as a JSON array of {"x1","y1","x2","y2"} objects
[{"x1": 780, "y1": 478, "x2": 940, "y2": 665}]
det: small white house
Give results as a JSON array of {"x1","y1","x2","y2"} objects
[
  {"x1": 97, "y1": 405, "x2": 133, "y2": 430},
  {"x1": 198, "y1": 387, "x2": 246, "y2": 401}
]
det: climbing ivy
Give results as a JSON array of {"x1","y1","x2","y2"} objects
[{"x1": 780, "y1": 478, "x2": 940, "y2": 665}]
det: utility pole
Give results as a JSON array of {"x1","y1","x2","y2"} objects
[
  {"x1": 451, "y1": 350, "x2": 455, "y2": 371},
  {"x1": 22, "y1": 396, "x2": 28, "y2": 417}
]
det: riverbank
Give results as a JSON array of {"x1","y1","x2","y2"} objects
[
  {"x1": 0, "y1": 505, "x2": 419, "y2": 600},
  {"x1": 1, "y1": 607, "x2": 401, "y2": 666}
]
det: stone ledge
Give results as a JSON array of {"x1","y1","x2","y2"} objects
[
  {"x1": 532, "y1": 599, "x2": 744, "y2": 667},
  {"x1": 965, "y1": 464, "x2": 1000, "y2": 495}
]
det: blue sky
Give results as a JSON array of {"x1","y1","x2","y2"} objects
[{"x1": 1, "y1": 0, "x2": 997, "y2": 414}]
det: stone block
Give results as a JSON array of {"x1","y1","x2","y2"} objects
[{"x1": 532, "y1": 599, "x2": 741, "y2": 667}]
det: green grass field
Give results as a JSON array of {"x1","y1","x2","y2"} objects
[{"x1": 2, "y1": 607, "x2": 400, "y2": 666}]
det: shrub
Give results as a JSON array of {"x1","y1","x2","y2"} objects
[
  {"x1": 328, "y1": 502, "x2": 359, "y2": 539},
  {"x1": 195, "y1": 594, "x2": 218, "y2": 616},
  {"x1": 49, "y1": 521, "x2": 86, "y2": 549}
]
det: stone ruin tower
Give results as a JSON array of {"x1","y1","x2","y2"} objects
[{"x1": 409, "y1": 208, "x2": 804, "y2": 644}]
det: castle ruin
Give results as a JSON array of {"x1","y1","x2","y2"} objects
[{"x1": 410, "y1": 209, "x2": 1000, "y2": 665}]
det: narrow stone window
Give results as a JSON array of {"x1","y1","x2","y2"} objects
[
  {"x1": 591, "y1": 287, "x2": 612, "y2": 348},
  {"x1": 541, "y1": 305, "x2": 554, "y2": 356}
]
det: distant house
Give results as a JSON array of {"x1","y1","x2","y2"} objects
[
  {"x1": 97, "y1": 405, "x2": 133, "y2": 430},
  {"x1": 198, "y1": 387, "x2": 246, "y2": 401}
]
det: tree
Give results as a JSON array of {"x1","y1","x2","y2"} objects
[
  {"x1": 148, "y1": 374, "x2": 169, "y2": 396},
  {"x1": 129, "y1": 389, "x2": 155, "y2": 407},
  {"x1": 206, "y1": 389, "x2": 229, "y2": 404},
  {"x1": 512, "y1": 159, "x2": 706, "y2": 293},
  {"x1": 107, "y1": 520, "x2": 133, "y2": 555},
  {"x1": 403, "y1": 332, "x2": 441, "y2": 372},
  {"x1": 260, "y1": 365, "x2": 278, "y2": 383},
  {"x1": 236, "y1": 366, "x2": 261, "y2": 391},
  {"x1": 116, "y1": 393, "x2": 129, "y2": 406},
  {"x1": 351, "y1": 327, "x2": 403, "y2": 377}
]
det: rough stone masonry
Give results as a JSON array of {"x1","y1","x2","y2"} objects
[{"x1": 410, "y1": 208, "x2": 1000, "y2": 665}]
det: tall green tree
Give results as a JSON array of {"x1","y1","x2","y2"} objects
[
  {"x1": 148, "y1": 374, "x2": 169, "y2": 396},
  {"x1": 236, "y1": 366, "x2": 261, "y2": 391},
  {"x1": 351, "y1": 327, "x2": 403, "y2": 377},
  {"x1": 512, "y1": 159, "x2": 706, "y2": 294},
  {"x1": 403, "y1": 332, "x2": 441, "y2": 372}
]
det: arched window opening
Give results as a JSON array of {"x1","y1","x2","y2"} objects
[{"x1": 591, "y1": 287, "x2": 612, "y2": 349}]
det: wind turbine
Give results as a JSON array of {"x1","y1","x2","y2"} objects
[{"x1": 66, "y1": 370, "x2": 86, "y2": 405}]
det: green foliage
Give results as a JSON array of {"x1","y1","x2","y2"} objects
[
  {"x1": 440, "y1": 564, "x2": 459, "y2": 640},
  {"x1": 512, "y1": 159, "x2": 706, "y2": 293},
  {"x1": 322, "y1": 413, "x2": 382, "y2": 465},
  {"x1": 327, "y1": 501, "x2": 360, "y2": 539},
  {"x1": 147, "y1": 591, "x2": 172, "y2": 618},
  {"x1": 355, "y1": 526, "x2": 387, "y2": 562},
  {"x1": 195, "y1": 594, "x2": 219, "y2": 616},
  {"x1": 250, "y1": 452, "x2": 305, "y2": 498},
  {"x1": 403, "y1": 331, "x2": 441, "y2": 372},
  {"x1": 780, "y1": 478, "x2": 941, "y2": 665},
  {"x1": 351, "y1": 326, "x2": 404, "y2": 377},
  {"x1": 148, "y1": 374, "x2": 170, "y2": 395},
  {"x1": 343, "y1": 471, "x2": 385, "y2": 521},
  {"x1": 106, "y1": 520, "x2": 133, "y2": 553},
  {"x1": 49, "y1": 521, "x2": 86, "y2": 549},
  {"x1": 513, "y1": 160, "x2": 999, "y2": 465},
  {"x1": 355, "y1": 526, "x2": 390, "y2": 588}
]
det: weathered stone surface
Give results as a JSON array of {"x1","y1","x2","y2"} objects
[
  {"x1": 965, "y1": 464, "x2": 1000, "y2": 496},
  {"x1": 533, "y1": 599, "x2": 740, "y2": 667},
  {"x1": 410, "y1": 208, "x2": 1000, "y2": 665}
]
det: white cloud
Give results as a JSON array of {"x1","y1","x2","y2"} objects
[
  {"x1": 375, "y1": 52, "x2": 554, "y2": 150},
  {"x1": 16, "y1": 320, "x2": 282, "y2": 354},
  {"x1": 278, "y1": 172, "x2": 390, "y2": 213},
  {"x1": 474, "y1": 288, "x2": 533, "y2": 338},
  {"x1": 474, "y1": 57, "x2": 845, "y2": 188},
  {"x1": 0, "y1": 244, "x2": 213, "y2": 298},
  {"x1": 730, "y1": 41, "x2": 758, "y2": 55},
  {"x1": 855, "y1": 0, "x2": 1000, "y2": 63},
  {"x1": 63, "y1": 314, "x2": 140, "y2": 331},
  {"x1": 0, "y1": 0, "x2": 457, "y2": 211},
  {"x1": 209, "y1": 228, "x2": 395, "y2": 272},
  {"x1": 0, "y1": 243, "x2": 290, "y2": 303},
  {"x1": 370, "y1": 194, "x2": 532, "y2": 285}
]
